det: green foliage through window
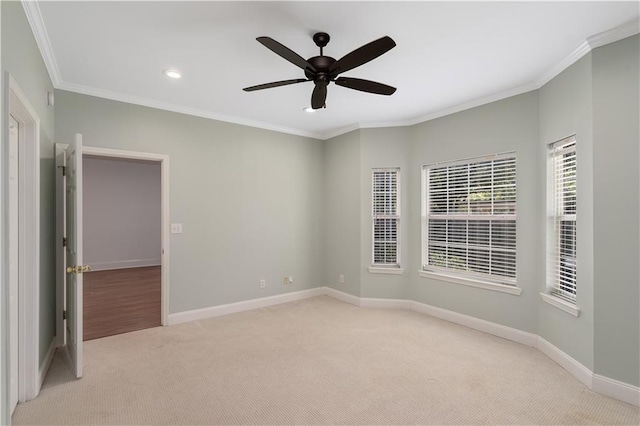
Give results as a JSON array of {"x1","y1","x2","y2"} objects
[{"x1": 423, "y1": 154, "x2": 517, "y2": 282}]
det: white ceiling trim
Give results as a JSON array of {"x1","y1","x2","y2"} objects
[
  {"x1": 536, "y1": 18, "x2": 639, "y2": 87},
  {"x1": 587, "y1": 19, "x2": 640, "y2": 49},
  {"x1": 22, "y1": 0, "x2": 61, "y2": 86},
  {"x1": 320, "y1": 123, "x2": 362, "y2": 141},
  {"x1": 371, "y1": 83, "x2": 538, "y2": 129},
  {"x1": 22, "y1": 1, "x2": 640, "y2": 141},
  {"x1": 56, "y1": 80, "x2": 323, "y2": 139},
  {"x1": 535, "y1": 41, "x2": 592, "y2": 88},
  {"x1": 319, "y1": 82, "x2": 538, "y2": 140}
]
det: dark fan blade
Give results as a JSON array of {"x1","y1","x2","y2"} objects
[
  {"x1": 330, "y1": 36, "x2": 396, "y2": 75},
  {"x1": 257, "y1": 37, "x2": 317, "y2": 73},
  {"x1": 311, "y1": 83, "x2": 327, "y2": 109},
  {"x1": 334, "y1": 77, "x2": 396, "y2": 95},
  {"x1": 243, "y1": 79, "x2": 309, "y2": 92}
]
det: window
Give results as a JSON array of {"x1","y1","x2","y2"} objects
[
  {"x1": 422, "y1": 153, "x2": 517, "y2": 285},
  {"x1": 371, "y1": 168, "x2": 400, "y2": 268},
  {"x1": 549, "y1": 137, "x2": 577, "y2": 302}
]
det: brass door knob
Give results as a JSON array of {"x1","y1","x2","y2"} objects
[{"x1": 66, "y1": 265, "x2": 91, "y2": 274}]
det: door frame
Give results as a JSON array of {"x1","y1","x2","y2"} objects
[
  {"x1": 55, "y1": 145, "x2": 170, "y2": 345},
  {"x1": 4, "y1": 73, "x2": 41, "y2": 404}
]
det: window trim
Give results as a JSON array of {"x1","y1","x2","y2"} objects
[
  {"x1": 546, "y1": 135, "x2": 578, "y2": 308},
  {"x1": 369, "y1": 266, "x2": 404, "y2": 275},
  {"x1": 421, "y1": 152, "x2": 518, "y2": 288},
  {"x1": 371, "y1": 168, "x2": 401, "y2": 269},
  {"x1": 419, "y1": 270, "x2": 522, "y2": 295},
  {"x1": 540, "y1": 292, "x2": 580, "y2": 317}
]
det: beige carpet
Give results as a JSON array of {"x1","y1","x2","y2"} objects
[{"x1": 12, "y1": 296, "x2": 639, "y2": 425}]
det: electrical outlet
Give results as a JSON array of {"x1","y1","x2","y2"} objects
[
  {"x1": 339, "y1": 274, "x2": 345, "y2": 284},
  {"x1": 283, "y1": 276, "x2": 288, "y2": 286},
  {"x1": 259, "y1": 279, "x2": 266, "y2": 289}
]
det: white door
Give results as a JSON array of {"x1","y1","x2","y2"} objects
[
  {"x1": 8, "y1": 115, "x2": 19, "y2": 413},
  {"x1": 55, "y1": 144, "x2": 67, "y2": 348},
  {"x1": 65, "y1": 134, "x2": 85, "y2": 378}
]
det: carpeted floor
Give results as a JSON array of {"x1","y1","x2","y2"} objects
[{"x1": 12, "y1": 296, "x2": 639, "y2": 425}]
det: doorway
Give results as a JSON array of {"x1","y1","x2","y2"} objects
[
  {"x1": 8, "y1": 113, "x2": 19, "y2": 415},
  {"x1": 83, "y1": 155, "x2": 162, "y2": 340},
  {"x1": 55, "y1": 145, "x2": 170, "y2": 349},
  {"x1": 5, "y1": 74, "x2": 41, "y2": 413}
]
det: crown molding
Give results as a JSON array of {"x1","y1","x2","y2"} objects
[
  {"x1": 56, "y1": 81, "x2": 324, "y2": 140},
  {"x1": 322, "y1": 19, "x2": 640, "y2": 139},
  {"x1": 535, "y1": 41, "x2": 591, "y2": 88},
  {"x1": 402, "y1": 83, "x2": 539, "y2": 128},
  {"x1": 22, "y1": 1, "x2": 640, "y2": 141},
  {"x1": 319, "y1": 82, "x2": 538, "y2": 140},
  {"x1": 535, "y1": 19, "x2": 639, "y2": 88},
  {"x1": 587, "y1": 19, "x2": 640, "y2": 49},
  {"x1": 319, "y1": 123, "x2": 362, "y2": 140},
  {"x1": 21, "y1": 0, "x2": 61, "y2": 86}
]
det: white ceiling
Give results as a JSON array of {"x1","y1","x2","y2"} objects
[{"x1": 30, "y1": 1, "x2": 639, "y2": 139}]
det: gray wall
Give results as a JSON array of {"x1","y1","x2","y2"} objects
[
  {"x1": 538, "y1": 54, "x2": 594, "y2": 370},
  {"x1": 2, "y1": 1, "x2": 56, "y2": 367},
  {"x1": 83, "y1": 156, "x2": 161, "y2": 271},
  {"x1": 408, "y1": 92, "x2": 541, "y2": 333},
  {"x1": 324, "y1": 130, "x2": 362, "y2": 296},
  {"x1": 359, "y1": 127, "x2": 412, "y2": 299},
  {"x1": 55, "y1": 91, "x2": 325, "y2": 313},
  {"x1": 592, "y1": 35, "x2": 639, "y2": 387}
]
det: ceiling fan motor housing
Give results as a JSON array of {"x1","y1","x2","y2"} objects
[
  {"x1": 305, "y1": 56, "x2": 337, "y2": 83},
  {"x1": 307, "y1": 33, "x2": 337, "y2": 84}
]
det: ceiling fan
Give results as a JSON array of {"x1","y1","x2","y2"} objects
[{"x1": 243, "y1": 32, "x2": 397, "y2": 109}]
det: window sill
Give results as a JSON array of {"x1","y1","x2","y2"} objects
[
  {"x1": 540, "y1": 293, "x2": 580, "y2": 317},
  {"x1": 418, "y1": 270, "x2": 522, "y2": 295},
  {"x1": 368, "y1": 266, "x2": 404, "y2": 275}
]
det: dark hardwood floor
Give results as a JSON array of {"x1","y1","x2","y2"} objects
[{"x1": 83, "y1": 266, "x2": 161, "y2": 341}]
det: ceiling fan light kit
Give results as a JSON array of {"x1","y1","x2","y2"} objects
[
  {"x1": 163, "y1": 69, "x2": 182, "y2": 79},
  {"x1": 243, "y1": 32, "x2": 397, "y2": 110}
]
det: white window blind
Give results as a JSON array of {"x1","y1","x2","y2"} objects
[
  {"x1": 550, "y1": 137, "x2": 577, "y2": 302},
  {"x1": 372, "y1": 168, "x2": 400, "y2": 266},
  {"x1": 423, "y1": 154, "x2": 517, "y2": 284}
]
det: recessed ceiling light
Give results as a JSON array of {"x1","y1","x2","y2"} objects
[
  {"x1": 303, "y1": 107, "x2": 315, "y2": 113},
  {"x1": 163, "y1": 69, "x2": 182, "y2": 79}
]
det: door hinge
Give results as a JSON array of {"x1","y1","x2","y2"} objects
[
  {"x1": 63, "y1": 237, "x2": 67, "y2": 247},
  {"x1": 63, "y1": 310, "x2": 67, "y2": 320},
  {"x1": 58, "y1": 165, "x2": 66, "y2": 176}
]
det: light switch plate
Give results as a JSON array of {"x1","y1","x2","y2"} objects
[{"x1": 170, "y1": 223, "x2": 183, "y2": 234}]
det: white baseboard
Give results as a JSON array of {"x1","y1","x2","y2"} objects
[
  {"x1": 322, "y1": 288, "x2": 537, "y2": 347},
  {"x1": 536, "y1": 337, "x2": 593, "y2": 388},
  {"x1": 323, "y1": 288, "x2": 411, "y2": 310},
  {"x1": 166, "y1": 286, "x2": 638, "y2": 406},
  {"x1": 593, "y1": 374, "x2": 640, "y2": 406},
  {"x1": 321, "y1": 287, "x2": 638, "y2": 407},
  {"x1": 167, "y1": 287, "x2": 325, "y2": 325},
  {"x1": 410, "y1": 300, "x2": 539, "y2": 347},
  {"x1": 38, "y1": 339, "x2": 56, "y2": 393},
  {"x1": 324, "y1": 287, "x2": 362, "y2": 307},
  {"x1": 87, "y1": 258, "x2": 161, "y2": 272},
  {"x1": 361, "y1": 297, "x2": 412, "y2": 310}
]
